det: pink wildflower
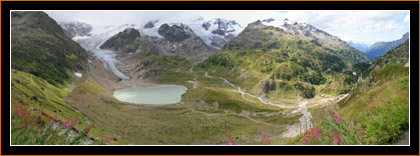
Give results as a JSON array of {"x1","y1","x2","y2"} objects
[
  {"x1": 228, "y1": 141, "x2": 239, "y2": 145},
  {"x1": 24, "y1": 115, "x2": 29, "y2": 121},
  {"x1": 302, "y1": 134, "x2": 311, "y2": 145},
  {"x1": 260, "y1": 130, "x2": 266, "y2": 142},
  {"x1": 333, "y1": 134, "x2": 342, "y2": 145},
  {"x1": 310, "y1": 128, "x2": 322, "y2": 141},
  {"x1": 50, "y1": 119, "x2": 55, "y2": 128},
  {"x1": 333, "y1": 113, "x2": 341, "y2": 123},
  {"x1": 72, "y1": 118, "x2": 77, "y2": 127},
  {"x1": 35, "y1": 125, "x2": 41, "y2": 131},
  {"x1": 333, "y1": 139, "x2": 341, "y2": 145},
  {"x1": 336, "y1": 134, "x2": 341, "y2": 140},
  {"x1": 62, "y1": 120, "x2": 70, "y2": 129},
  {"x1": 260, "y1": 130, "x2": 271, "y2": 144},
  {"x1": 12, "y1": 109, "x2": 23, "y2": 116},
  {"x1": 358, "y1": 129, "x2": 365, "y2": 135},
  {"x1": 85, "y1": 124, "x2": 93, "y2": 134},
  {"x1": 351, "y1": 116, "x2": 357, "y2": 124},
  {"x1": 106, "y1": 135, "x2": 115, "y2": 143},
  {"x1": 35, "y1": 114, "x2": 41, "y2": 122},
  {"x1": 265, "y1": 135, "x2": 271, "y2": 145},
  {"x1": 358, "y1": 121, "x2": 365, "y2": 135}
]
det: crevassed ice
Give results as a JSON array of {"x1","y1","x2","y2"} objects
[{"x1": 73, "y1": 25, "x2": 135, "y2": 80}]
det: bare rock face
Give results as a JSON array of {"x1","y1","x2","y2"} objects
[
  {"x1": 210, "y1": 36, "x2": 226, "y2": 48},
  {"x1": 100, "y1": 28, "x2": 141, "y2": 53},
  {"x1": 158, "y1": 24, "x2": 190, "y2": 42},
  {"x1": 144, "y1": 20, "x2": 158, "y2": 28}
]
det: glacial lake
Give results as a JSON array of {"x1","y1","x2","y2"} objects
[{"x1": 113, "y1": 85, "x2": 187, "y2": 104}]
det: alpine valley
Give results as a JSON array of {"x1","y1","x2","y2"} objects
[{"x1": 11, "y1": 11, "x2": 409, "y2": 145}]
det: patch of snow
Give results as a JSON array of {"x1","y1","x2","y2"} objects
[
  {"x1": 74, "y1": 72, "x2": 82, "y2": 78},
  {"x1": 261, "y1": 18, "x2": 309, "y2": 31},
  {"x1": 140, "y1": 27, "x2": 164, "y2": 38},
  {"x1": 183, "y1": 18, "x2": 244, "y2": 48},
  {"x1": 72, "y1": 35, "x2": 90, "y2": 41}
]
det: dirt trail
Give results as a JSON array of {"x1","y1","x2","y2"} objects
[{"x1": 197, "y1": 69, "x2": 347, "y2": 138}]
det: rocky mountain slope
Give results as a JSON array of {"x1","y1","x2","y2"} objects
[
  {"x1": 59, "y1": 21, "x2": 93, "y2": 38},
  {"x1": 101, "y1": 24, "x2": 217, "y2": 63},
  {"x1": 100, "y1": 28, "x2": 142, "y2": 54},
  {"x1": 140, "y1": 18, "x2": 244, "y2": 49},
  {"x1": 11, "y1": 11, "x2": 88, "y2": 85},
  {"x1": 197, "y1": 19, "x2": 371, "y2": 100},
  {"x1": 365, "y1": 32, "x2": 409, "y2": 60}
]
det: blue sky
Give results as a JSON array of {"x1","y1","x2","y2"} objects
[{"x1": 47, "y1": 10, "x2": 410, "y2": 45}]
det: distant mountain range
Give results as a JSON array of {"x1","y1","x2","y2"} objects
[
  {"x1": 347, "y1": 41, "x2": 369, "y2": 52},
  {"x1": 369, "y1": 39, "x2": 409, "y2": 70},
  {"x1": 365, "y1": 32, "x2": 409, "y2": 60}
]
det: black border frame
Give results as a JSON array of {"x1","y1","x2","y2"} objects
[{"x1": 1, "y1": 1, "x2": 419, "y2": 155}]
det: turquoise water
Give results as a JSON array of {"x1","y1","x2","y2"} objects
[{"x1": 113, "y1": 85, "x2": 187, "y2": 104}]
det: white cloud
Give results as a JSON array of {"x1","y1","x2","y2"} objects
[{"x1": 404, "y1": 12, "x2": 410, "y2": 23}]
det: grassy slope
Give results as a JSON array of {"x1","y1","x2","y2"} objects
[
  {"x1": 11, "y1": 11, "x2": 87, "y2": 86},
  {"x1": 337, "y1": 65, "x2": 409, "y2": 144},
  {"x1": 197, "y1": 23, "x2": 364, "y2": 100},
  {"x1": 10, "y1": 70, "x2": 120, "y2": 144},
  {"x1": 290, "y1": 64, "x2": 409, "y2": 145},
  {"x1": 65, "y1": 73, "x2": 299, "y2": 144}
]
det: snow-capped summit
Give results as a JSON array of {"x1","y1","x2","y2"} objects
[
  {"x1": 259, "y1": 18, "x2": 345, "y2": 50},
  {"x1": 59, "y1": 21, "x2": 93, "y2": 38},
  {"x1": 139, "y1": 17, "x2": 244, "y2": 49},
  {"x1": 185, "y1": 18, "x2": 244, "y2": 48},
  {"x1": 260, "y1": 18, "x2": 333, "y2": 38}
]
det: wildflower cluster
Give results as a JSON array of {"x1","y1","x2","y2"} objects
[
  {"x1": 323, "y1": 114, "x2": 366, "y2": 145},
  {"x1": 260, "y1": 130, "x2": 271, "y2": 145},
  {"x1": 301, "y1": 127, "x2": 322, "y2": 145},
  {"x1": 296, "y1": 113, "x2": 367, "y2": 145},
  {"x1": 330, "y1": 133, "x2": 342, "y2": 145},
  {"x1": 11, "y1": 107, "x2": 96, "y2": 145},
  {"x1": 225, "y1": 129, "x2": 239, "y2": 145}
]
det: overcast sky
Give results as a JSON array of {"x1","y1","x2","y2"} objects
[{"x1": 45, "y1": 10, "x2": 410, "y2": 45}]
